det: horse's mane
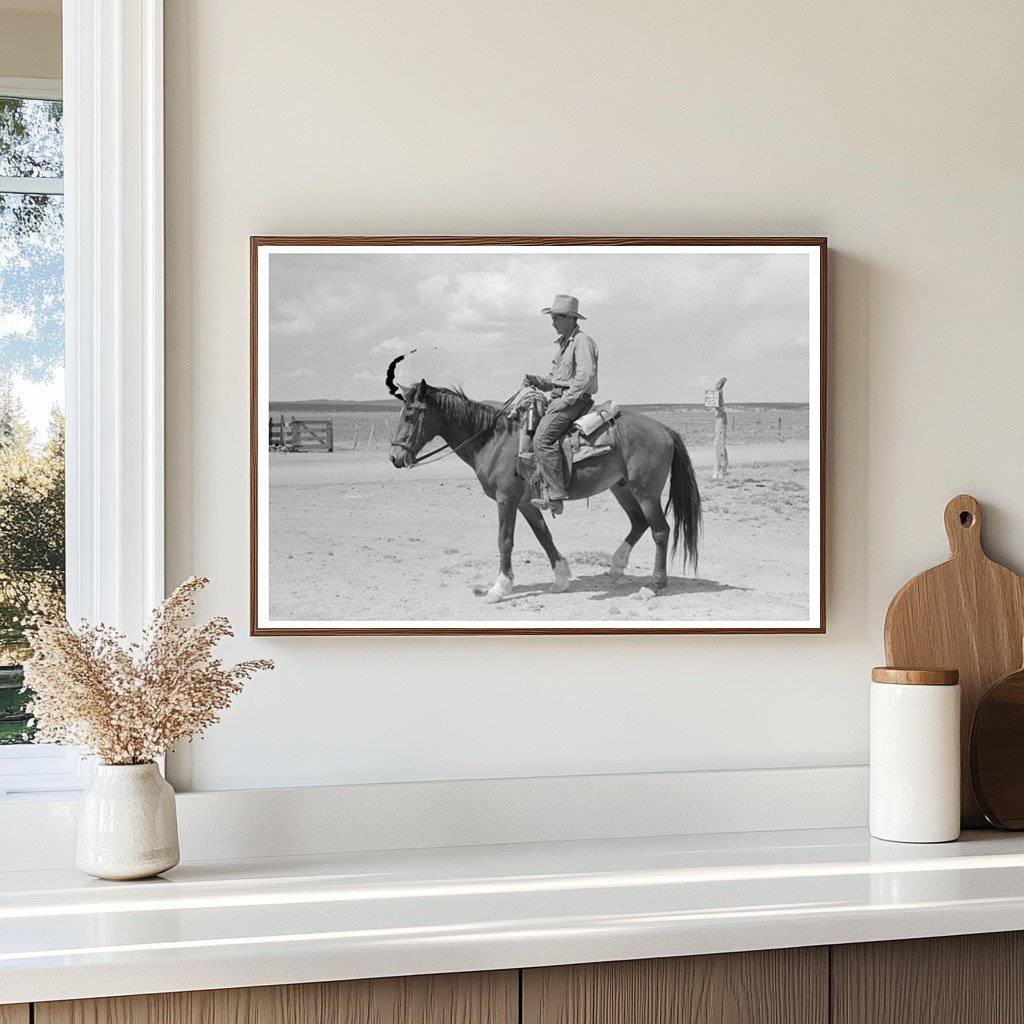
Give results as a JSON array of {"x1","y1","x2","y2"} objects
[{"x1": 425, "y1": 385, "x2": 515, "y2": 435}]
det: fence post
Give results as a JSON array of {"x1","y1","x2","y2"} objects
[{"x1": 705, "y1": 376, "x2": 729, "y2": 481}]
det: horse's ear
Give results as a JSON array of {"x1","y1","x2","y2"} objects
[{"x1": 398, "y1": 385, "x2": 414, "y2": 401}]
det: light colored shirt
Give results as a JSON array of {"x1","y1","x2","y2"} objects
[{"x1": 549, "y1": 326, "x2": 598, "y2": 405}]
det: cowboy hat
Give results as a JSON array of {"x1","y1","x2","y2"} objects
[{"x1": 540, "y1": 294, "x2": 586, "y2": 319}]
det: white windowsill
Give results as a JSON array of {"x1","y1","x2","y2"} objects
[{"x1": 0, "y1": 744, "x2": 93, "y2": 800}]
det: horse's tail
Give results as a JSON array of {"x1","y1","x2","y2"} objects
[{"x1": 666, "y1": 428, "x2": 702, "y2": 572}]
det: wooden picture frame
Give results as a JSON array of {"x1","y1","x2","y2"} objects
[{"x1": 251, "y1": 236, "x2": 827, "y2": 635}]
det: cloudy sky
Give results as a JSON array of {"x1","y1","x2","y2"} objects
[{"x1": 268, "y1": 249, "x2": 813, "y2": 405}]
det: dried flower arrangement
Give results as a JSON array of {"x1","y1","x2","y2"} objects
[{"x1": 23, "y1": 577, "x2": 273, "y2": 765}]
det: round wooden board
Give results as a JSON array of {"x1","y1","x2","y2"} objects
[{"x1": 971, "y1": 665, "x2": 1024, "y2": 829}]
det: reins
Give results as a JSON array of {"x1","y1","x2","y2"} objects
[{"x1": 399, "y1": 387, "x2": 528, "y2": 468}]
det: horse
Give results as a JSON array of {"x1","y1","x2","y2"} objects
[{"x1": 386, "y1": 359, "x2": 702, "y2": 603}]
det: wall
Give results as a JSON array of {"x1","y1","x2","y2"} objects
[
  {"x1": 163, "y1": 1, "x2": 1024, "y2": 792},
  {"x1": 0, "y1": 2, "x2": 60, "y2": 80}
]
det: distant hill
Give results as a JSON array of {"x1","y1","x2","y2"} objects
[
  {"x1": 628, "y1": 401, "x2": 809, "y2": 411},
  {"x1": 270, "y1": 399, "x2": 401, "y2": 413},
  {"x1": 271, "y1": 398, "x2": 809, "y2": 413}
]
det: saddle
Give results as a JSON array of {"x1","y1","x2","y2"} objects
[
  {"x1": 564, "y1": 401, "x2": 620, "y2": 463},
  {"x1": 516, "y1": 395, "x2": 621, "y2": 485}
]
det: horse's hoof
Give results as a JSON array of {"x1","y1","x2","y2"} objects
[
  {"x1": 608, "y1": 543, "x2": 630, "y2": 578},
  {"x1": 551, "y1": 559, "x2": 572, "y2": 593},
  {"x1": 651, "y1": 578, "x2": 668, "y2": 593},
  {"x1": 485, "y1": 574, "x2": 514, "y2": 603}
]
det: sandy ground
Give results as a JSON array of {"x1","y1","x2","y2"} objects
[{"x1": 267, "y1": 441, "x2": 812, "y2": 624}]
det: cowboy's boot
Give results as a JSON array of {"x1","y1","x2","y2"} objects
[{"x1": 530, "y1": 490, "x2": 565, "y2": 515}]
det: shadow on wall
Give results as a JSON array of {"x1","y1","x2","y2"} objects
[{"x1": 826, "y1": 248, "x2": 872, "y2": 642}]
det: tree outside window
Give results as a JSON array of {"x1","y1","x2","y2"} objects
[{"x1": 0, "y1": 93, "x2": 65, "y2": 745}]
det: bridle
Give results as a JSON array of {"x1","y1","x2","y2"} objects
[
  {"x1": 391, "y1": 398, "x2": 452, "y2": 466},
  {"x1": 393, "y1": 391, "x2": 525, "y2": 468},
  {"x1": 386, "y1": 354, "x2": 446, "y2": 466},
  {"x1": 385, "y1": 351, "x2": 527, "y2": 468}
]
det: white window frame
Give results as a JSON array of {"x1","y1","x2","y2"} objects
[
  {"x1": 0, "y1": 77, "x2": 61, "y2": 101},
  {"x1": 0, "y1": 1, "x2": 164, "y2": 800},
  {"x1": 0, "y1": 76, "x2": 63, "y2": 193}
]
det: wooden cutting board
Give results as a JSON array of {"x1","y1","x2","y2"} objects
[{"x1": 884, "y1": 494, "x2": 1024, "y2": 827}]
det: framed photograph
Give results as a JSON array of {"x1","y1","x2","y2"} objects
[{"x1": 250, "y1": 236, "x2": 826, "y2": 635}]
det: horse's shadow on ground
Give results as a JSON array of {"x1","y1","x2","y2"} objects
[{"x1": 504, "y1": 572, "x2": 747, "y2": 603}]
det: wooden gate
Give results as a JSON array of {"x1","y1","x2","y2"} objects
[{"x1": 269, "y1": 416, "x2": 334, "y2": 452}]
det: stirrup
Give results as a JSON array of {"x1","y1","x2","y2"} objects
[{"x1": 531, "y1": 496, "x2": 564, "y2": 515}]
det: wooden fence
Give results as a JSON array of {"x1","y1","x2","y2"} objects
[{"x1": 269, "y1": 416, "x2": 334, "y2": 452}]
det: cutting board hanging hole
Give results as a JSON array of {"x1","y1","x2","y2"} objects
[{"x1": 944, "y1": 494, "x2": 983, "y2": 555}]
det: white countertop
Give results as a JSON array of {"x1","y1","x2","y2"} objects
[{"x1": 4, "y1": 826, "x2": 1024, "y2": 1004}]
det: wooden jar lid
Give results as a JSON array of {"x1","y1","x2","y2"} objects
[{"x1": 871, "y1": 667, "x2": 960, "y2": 686}]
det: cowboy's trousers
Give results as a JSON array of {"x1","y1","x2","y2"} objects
[{"x1": 533, "y1": 394, "x2": 593, "y2": 500}]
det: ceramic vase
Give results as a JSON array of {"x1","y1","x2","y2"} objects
[{"x1": 76, "y1": 762, "x2": 180, "y2": 880}]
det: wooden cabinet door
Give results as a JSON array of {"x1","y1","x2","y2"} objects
[
  {"x1": 523, "y1": 948, "x2": 828, "y2": 1024},
  {"x1": 0, "y1": 1007, "x2": 29, "y2": 1024},
  {"x1": 833, "y1": 932, "x2": 1024, "y2": 1024},
  {"x1": 36, "y1": 970, "x2": 517, "y2": 1024}
]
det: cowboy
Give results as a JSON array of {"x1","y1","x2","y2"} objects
[{"x1": 523, "y1": 294, "x2": 599, "y2": 514}]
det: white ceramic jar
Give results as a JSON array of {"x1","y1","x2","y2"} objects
[
  {"x1": 76, "y1": 762, "x2": 180, "y2": 880},
  {"x1": 870, "y1": 667, "x2": 960, "y2": 843}
]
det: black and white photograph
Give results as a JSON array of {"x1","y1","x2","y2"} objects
[{"x1": 251, "y1": 238, "x2": 825, "y2": 634}]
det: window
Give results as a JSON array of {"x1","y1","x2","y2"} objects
[
  {"x1": 0, "y1": 77, "x2": 85, "y2": 799},
  {"x1": 0, "y1": 7, "x2": 166, "y2": 799}
]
